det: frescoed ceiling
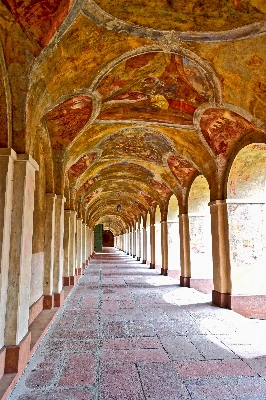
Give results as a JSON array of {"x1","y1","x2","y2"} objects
[{"x1": 2, "y1": 0, "x2": 266, "y2": 233}]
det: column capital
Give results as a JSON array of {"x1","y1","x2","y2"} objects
[
  {"x1": 0, "y1": 148, "x2": 17, "y2": 159},
  {"x1": 17, "y1": 154, "x2": 39, "y2": 171}
]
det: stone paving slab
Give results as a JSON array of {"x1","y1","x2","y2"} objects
[{"x1": 9, "y1": 248, "x2": 266, "y2": 400}]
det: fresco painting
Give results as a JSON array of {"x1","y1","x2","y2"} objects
[
  {"x1": 97, "y1": 53, "x2": 210, "y2": 125},
  {"x1": 150, "y1": 179, "x2": 171, "y2": 202},
  {"x1": 2, "y1": 0, "x2": 74, "y2": 49},
  {"x1": 141, "y1": 192, "x2": 157, "y2": 207},
  {"x1": 45, "y1": 96, "x2": 93, "y2": 150},
  {"x1": 167, "y1": 155, "x2": 197, "y2": 186},
  {"x1": 200, "y1": 108, "x2": 262, "y2": 157},
  {"x1": 99, "y1": 129, "x2": 172, "y2": 164},
  {"x1": 78, "y1": 177, "x2": 98, "y2": 196},
  {"x1": 69, "y1": 153, "x2": 98, "y2": 178},
  {"x1": 94, "y1": 0, "x2": 265, "y2": 32},
  {"x1": 135, "y1": 201, "x2": 147, "y2": 213}
]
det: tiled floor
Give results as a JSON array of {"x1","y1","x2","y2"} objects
[{"x1": 9, "y1": 248, "x2": 266, "y2": 399}]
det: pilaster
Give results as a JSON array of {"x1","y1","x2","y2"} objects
[
  {"x1": 0, "y1": 149, "x2": 16, "y2": 349},
  {"x1": 4, "y1": 154, "x2": 39, "y2": 348}
]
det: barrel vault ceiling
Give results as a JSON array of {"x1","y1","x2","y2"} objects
[{"x1": 1, "y1": 0, "x2": 266, "y2": 234}]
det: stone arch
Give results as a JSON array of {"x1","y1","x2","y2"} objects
[{"x1": 226, "y1": 143, "x2": 266, "y2": 318}]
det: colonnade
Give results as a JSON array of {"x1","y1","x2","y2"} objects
[
  {"x1": 114, "y1": 194, "x2": 265, "y2": 319},
  {"x1": 0, "y1": 150, "x2": 95, "y2": 385}
]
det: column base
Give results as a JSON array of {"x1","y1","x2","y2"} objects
[
  {"x1": 229, "y1": 294, "x2": 266, "y2": 319},
  {"x1": 54, "y1": 289, "x2": 65, "y2": 307},
  {"x1": 161, "y1": 268, "x2": 168, "y2": 276},
  {"x1": 190, "y1": 279, "x2": 213, "y2": 294},
  {"x1": 5, "y1": 332, "x2": 31, "y2": 374},
  {"x1": 75, "y1": 267, "x2": 82, "y2": 275},
  {"x1": 137, "y1": 257, "x2": 140, "y2": 261},
  {"x1": 142, "y1": 260, "x2": 146, "y2": 264},
  {"x1": 82, "y1": 263, "x2": 86, "y2": 269},
  {"x1": 150, "y1": 263, "x2": 155, "y2": 269},
  {"x1": 63, "y1": 277, "x2": 70, "y2": 286},
  {"x1": 133, "y1": 255, "x2": 136, "y2": 258},
  {"x1": 69, "y1": 275, "x2": 79, "y2": 285},
  {"x1": 0, "y1": 347, "x2": 6, "y2": 380},
  {"x1": 180, "y1": 276, "x2": 190, "y2": 287},
  {"x1": 212, "y1": 290, "x2": 230, "y2": 308},
  {"x1": 86, "y1": 260, "x2": 89, "y2": 265},
  {"x1": 28, "y1": 296, "x2": 44, "y2": 326},
  {"x1": 126, "y1": 252, "x2": 129, "y2": 255},
  {"x1": 43, "y1": 294, "x2": 54, "y2": 310}
]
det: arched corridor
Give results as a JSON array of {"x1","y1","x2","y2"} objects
[
  {"x1": 1, "y1": 1, "x2": 266, "y2": 398},
  {"x1": 9, "y1": 248, "x2": 266, "y2": 399}
]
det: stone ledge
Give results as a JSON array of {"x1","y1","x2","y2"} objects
[
  {"x1": 190, "y1": 278, "x2": 214, "y2": 294},
  {"x1": 0, "y1": 284, "x2": 75, "y2": 400},
  {"x1": 28, "y1": 296, "x2": 44, "y2": 326},
  {"x1": 229, "y1": 295, "x2": 266, "y2": 319}
]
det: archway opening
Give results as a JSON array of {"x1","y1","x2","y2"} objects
[
  {"x1": 102, "y1": 230, "x2": 114, "y2": 247},
  {"x1": 227, "y1": 143, "x2": 266, "y2": 318},
  {"x1": 188, "y1": 175, "x2": 213, "y2": 294}
]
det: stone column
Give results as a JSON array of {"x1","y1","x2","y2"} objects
[
  {"x1": 4, "y1": 154, "x2": 38, "y2": 374},
  {"x1": 179, "y1": 214, "x2": 191, "y2": 287},
  {"x1": 136, "y1": 220, "x2": 141, "y2": 261},
  {"x1": 53, "y1": 195, "x2": 65, "y2": 307},
  {"x1": 88, "y1": 227, "x2": 92, "y2": 259},
  {"x1": 43, "y1": 194, "x2": 56, "y2": 309},
  {"x1": 161, "y1": 221, "x2": 168, "y2": 276},
  {"x1": 130, "y1": 227, "x2": 133, "y2": 256},
  {"x1": 82, "y1": 221, "x2": 87, "y2": 269},
  {"x1": 63, "y1": 210, "x2": 71, "y2": 287},
  {"x1": 76, "y1": 218, "x2": 83, "y2": 275},
  {"x1": 86, "y1": 226, "x2": 90, "y2": 264},
  {"x1": 91, "y1": 227, "x2": 95, "y2": 255},
  {"x1": 209, "y1": 200, "x2": 231, "y2": 307},
  {"x1": 69, "y1": 210, "x2": 77, "y2": 285},
  {"x1": 132, "y1": 222, "x2": 136, "y2": 258},
  {"x1": 150, "y1": 208, "x2": 156, "y2": 269},
  {"x1": 0, "y1": 149, "x2": 16, "y2": 352},
  {"x1": 127, "y1": 230, "x2": 130, "y2": 254},
  {"x1": 142, "y1": 215, "x2": 147, "y2": 264}
]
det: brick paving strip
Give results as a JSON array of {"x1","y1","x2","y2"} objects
[{"x1": 9, "y1": 248, "x2": 266, "y2": 400}]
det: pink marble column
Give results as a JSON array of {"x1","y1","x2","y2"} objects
[
  {"x1": 161, "y1": 221, "x2": 168, "y2": 276},
  {"x1": 209, "y1": 200, "x2": 231, "y2": 308},
  {"x1": 150, "y1": 208, "x2": 156, "y2": 269},
  {"x1": 179, "y1": 214, "x2": 191, "y2": 287},
  {"x1": 142, "y1": 216, "x2": 147, "y2": 264}
]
